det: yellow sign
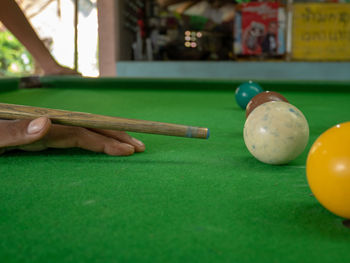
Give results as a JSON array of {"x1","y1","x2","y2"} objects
[{"x1": 292, "y1": 3, "x2": 350, "y2": 60}]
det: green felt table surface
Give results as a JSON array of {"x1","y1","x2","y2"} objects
[{"x1": 0, "y1": 76, "x2": 350, "y2": 263}]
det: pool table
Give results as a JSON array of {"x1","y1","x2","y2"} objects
[{"x1": 0, "y1": 76, "x2": 349, "y2": 262}]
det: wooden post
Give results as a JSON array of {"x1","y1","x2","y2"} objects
[
  {"x1": 74, "y1": 0, "x2": 79, "y2": 71},
  {"x1": 97, "y1": 0, "x2": 117, "y2": 76}
]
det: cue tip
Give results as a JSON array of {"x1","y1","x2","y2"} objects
[{"x1": 186, "y1": 126, "x2": 210, "y2": 139}]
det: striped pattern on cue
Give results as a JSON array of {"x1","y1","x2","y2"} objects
[{"x1": 0, "y1": 103, "x2": 210, "y2": 139}]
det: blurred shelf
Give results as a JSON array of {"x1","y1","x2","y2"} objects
[{"x1": 116, "y1": 61, "x2": 350, "y2": 81}]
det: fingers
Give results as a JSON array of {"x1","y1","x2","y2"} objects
[
  {"x1": 0, "y1": 118, "x2": 145, "y2": 156},
  {"x1": 45, "y1": 125, "x2": 137, "y2": 156},
  {"x1": 0, "y1": 117, "x2": 51, "y2": 148},
  {"x1": 90, "y1": 129, "x2": 145, "y2": 153}
]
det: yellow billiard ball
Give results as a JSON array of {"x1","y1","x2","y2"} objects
[{"x1": 307, "y1": 122, "x2": 350, "y2": 219}]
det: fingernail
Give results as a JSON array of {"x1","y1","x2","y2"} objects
[
  {"x1": 121, "y1": 143, "x2": 135, "y2": 154},
  {"x1": 132, "y1": 138, "x2": 144, "y2": 147},
  {"x1": 27, "y1": 117, "x2": 47, "y2": 134},
  {"x1": 124, "y1": 143, "x2": 135, "y2": 150}
]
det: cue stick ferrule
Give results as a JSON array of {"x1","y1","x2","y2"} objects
[{"x1": 0, "y1": 103, "x2": 209, "y2": 139}]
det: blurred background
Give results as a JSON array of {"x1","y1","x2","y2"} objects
[{"x1": 0, "y1": 0, "x2": 349, "y2": 78}]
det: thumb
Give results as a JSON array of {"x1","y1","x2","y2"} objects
[{"x1": 0, "y1": 117, "x2": 51, "y2": 148}]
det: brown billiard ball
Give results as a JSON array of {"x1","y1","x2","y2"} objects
[{"x1": 246, "y1": 91, "x2": 288, "y2": 118}]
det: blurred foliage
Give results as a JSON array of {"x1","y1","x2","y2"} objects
[{"x1": 0, "y1": 30, "x2": 35, "y2": 76}]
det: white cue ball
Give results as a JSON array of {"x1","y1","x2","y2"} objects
[{"x1": 243, "y1": 101, "x2": 309, "y2": 165}]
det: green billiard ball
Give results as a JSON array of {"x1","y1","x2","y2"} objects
[{"x1": 235, "y1": 81, "x2": 264, "y2": 109}]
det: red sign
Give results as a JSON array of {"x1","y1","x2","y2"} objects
[{"x1": 241, "y1": 2, "x2": 279, "y2": 55}]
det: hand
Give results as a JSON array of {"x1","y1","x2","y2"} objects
[{"x1": 0, "y1": 117, "x2": 145, "y2": 155}]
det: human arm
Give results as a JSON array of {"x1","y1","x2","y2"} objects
[{"x1": 0, "y1": 0, "x2": 78, "y2": 75}]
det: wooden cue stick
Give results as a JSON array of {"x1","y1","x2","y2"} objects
[{"x1": 0, "y1": 103, "x2": 210, "y2": 139}]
